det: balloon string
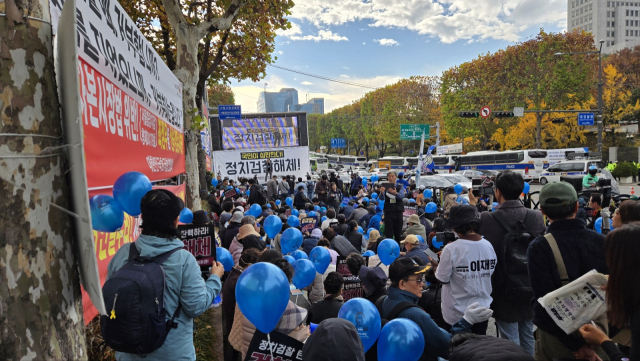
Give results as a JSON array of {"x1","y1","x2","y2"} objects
[{"x1": 267, "y1": 332, "x2": 274, "y2": 360}]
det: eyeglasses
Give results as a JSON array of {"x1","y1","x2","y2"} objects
[{"x1": 404, "y1": 275, "x2": 425, "y2": 284}]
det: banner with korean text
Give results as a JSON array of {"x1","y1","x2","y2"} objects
[
  {"x1": 212, "y1": 146, "x2": 311, "y2": 181},
  {"x1": 72, "y1": 0, "x2": 185, "y2": 188}
]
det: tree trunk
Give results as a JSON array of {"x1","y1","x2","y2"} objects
[
  {"x1": 173, "y1": 25, "x2": 202, "y2": 210},
  {"x1": 0, "y1": 0, "x2": 87, "y2": 358},
  {"x1": 535, "y1": 113, "x2": 543, "y2": 148}
]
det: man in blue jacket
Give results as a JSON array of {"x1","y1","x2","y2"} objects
[
  {"x1": 107, "y1": 189, "x2": 224, "y2": 361},
  {"x1": 381, "y1": 258, "x2": 493, "y2": 361}
]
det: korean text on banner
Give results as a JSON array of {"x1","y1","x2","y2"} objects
[
  {"x1": 82, "y1": 184, "x2": 186, "y2": 324},
  {"x1": 221, "y1": 117, "x2": 299, "y2": 150},
  {"x1": 74, "y1": 0, "x2": 185, "y2": 188},
  {"x1": 212, "y1": 146, "x2": 311, "y2": 181}
]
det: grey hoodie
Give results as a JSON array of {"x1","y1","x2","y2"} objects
[{"x1": 107, "y1": 235, "x2": 221, "y2": 361}]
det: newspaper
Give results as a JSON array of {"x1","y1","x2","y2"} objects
[{"x1": 538, "y1": 270, "x2": 608, "y2": 334}]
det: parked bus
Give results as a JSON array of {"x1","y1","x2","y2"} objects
[
  {"x1": 310, "y1": 157, "x2": 329, "y2": 172},
  {"x1": 455, "y1": 150, "x2": 549, "y2": 180},
  {"x1": 339, "y1": 156, "x2": 368, "y2": 168}
]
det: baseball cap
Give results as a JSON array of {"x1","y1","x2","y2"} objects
[
  {"x1": 401, "y1": 234, "x2": 419, "y2": 245},
  {"x1": 358, "y1": 266, "x2": 388, "y2": 292},
  {"x1": 389, "y1": 257, "x2": 429, "y2": 282},
  {"x1": 539, "y1": 182, "x2": 578, "y2": 208}
]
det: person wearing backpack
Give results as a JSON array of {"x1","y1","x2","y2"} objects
[
  {"x1": 378, "y1": 257, "x2": 494, "y2": 361},
  {"x1": 278, "y1": 175, "x2": 290, "y2": 202},
  {"x1": 475, "y1": 171, "x2": 545, "y2": 355},
  {"x1": 247, "y1": 178, "x2": 267, "y2": 206},
  {"x1": 103, "y1": 189, "x2": 225, "y2": 361},
  {"x1": 306, "y1": 174, "x2": 316, "y2": 200}
]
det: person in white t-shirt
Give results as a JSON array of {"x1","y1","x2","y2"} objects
[
  {"x1": 320, "y1": 208, "x2": 339, "y2": 231},
  {"x1": 434, "y1": 204, "x2": 497, "y2": 335}
]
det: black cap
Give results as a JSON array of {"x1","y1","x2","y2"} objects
[
  {"x1": 389, "y1": 257, "x2": 430, "y2": 283},
  {"x1": 192, "y1": 210, "x2": 209, "y2": 225},
  {"x1": 444, "y1": 204, "x2": 481, "y2": 230}
]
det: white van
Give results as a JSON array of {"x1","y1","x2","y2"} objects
[{"x1": 539, "y1": 160, "x2": 604, "y2": 185}]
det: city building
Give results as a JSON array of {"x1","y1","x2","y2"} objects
[
  {"x1": 257, "y1": 88, "x2": 325, "y2": 114},
  {"x1": 568, "y1": 0, "x2": 640, "y2": 54}
]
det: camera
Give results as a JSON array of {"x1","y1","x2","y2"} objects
[
  {"x1": 435, "y1": 231, "x2": 456, "y2": 247},
  {"x1": 480, "y1": 181, "x2": 494, "y2": 196}
]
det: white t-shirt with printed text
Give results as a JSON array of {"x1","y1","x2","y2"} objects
[{"x1": 435, "y1": 237, "x2": 497, "y2": 325}]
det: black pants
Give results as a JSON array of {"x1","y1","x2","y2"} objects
[
  {"x1": 384, "y1": 211, "x2": 403, "y2": 241},
  {"x1": 443, "y1": 320, "x2": 489, "y2": 335}
]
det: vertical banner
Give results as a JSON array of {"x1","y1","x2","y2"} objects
[{"x1": 201, "y1": 103, "x2": 213, "y2": 171}]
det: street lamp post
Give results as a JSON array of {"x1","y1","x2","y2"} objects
[{"x1": 555, "y1": 40, "x2": 605, "y2": 154}]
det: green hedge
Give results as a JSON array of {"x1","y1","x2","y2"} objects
[{"x1": 612, "y1": 161, "x2": 637, "y2": 178}]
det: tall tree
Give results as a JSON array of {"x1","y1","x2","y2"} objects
[
  {"x1": 0, "y1": 0, "x2": 86, "y2": 358},
  {"x1": 207, "y1": 83, "x2": 235, "y2": 111},
  {"x1": 120, "y1": 0, "x2": 292, "y2": 208}
]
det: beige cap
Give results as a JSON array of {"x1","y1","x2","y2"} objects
[{"x1": 401, "y1": 234, "x2": 420, "y2": 245}]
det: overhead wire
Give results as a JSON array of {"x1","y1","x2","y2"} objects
[{"x1": 268, "y1": 64, "x2": 381, "y2": 90}]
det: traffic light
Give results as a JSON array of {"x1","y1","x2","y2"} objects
[
  {"x1": 493, "y1": 111, "x2": 515, "y2": 118},
  {"x1": 458, "y1": 111, "x2": 480, "y2": 118}
]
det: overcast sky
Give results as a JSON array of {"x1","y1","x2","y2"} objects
[{"x1": 229, "y1": 0, "x2": 567, "y2": 113}]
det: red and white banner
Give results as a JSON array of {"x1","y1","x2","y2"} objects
[{"x1": 82, "y1": 184, "x2": 186, "y2": 322}]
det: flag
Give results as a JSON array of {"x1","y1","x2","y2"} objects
[{"x1": 420, "y1": 145, "x2": 436, "y2": 173}]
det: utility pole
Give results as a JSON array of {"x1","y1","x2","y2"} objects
[{"x1": 0, "y1": 0, "x2": 87, "y2": 358}]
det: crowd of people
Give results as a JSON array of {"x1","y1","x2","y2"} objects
[{"x1": 106, "y1": 169, "x2": 640, "y2": 361}]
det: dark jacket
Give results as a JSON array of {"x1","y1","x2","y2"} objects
[
  {"x1": 302, "y1": 236, "x2": 320, "y2": 255},
  {"x1": 248, "y1": 184, "x2": 265, "y2": 206},
  {"x1": 381, "y1": 287, "x2": 471, "y2": 361},
  {"x1": 527, "y1": 218, "x2": 608, "y2": 352},
  {"x1": 346, "y1": 230, "x2": 363, "y2": 251},
  {"x1": 602, "y1": 310, "x2": 640, "y2": 361},
  {"x1": 287, "y1": 179, "x2": 295, "y2": 195},
  {"x1": 222, "y1": 222, "x2": 241, "y2": 249},
  {"x1": 449, "y1": 334, "x2": 535, "y2": 361},
  {"x1": 240, "y1": 234, "x2": 266, "y2": 252},
  {"x1": 302, "y1": 318, "x2": 365, "y2": 361},
  {"x1": 330, "y1": 235, "x2": 359, "y2": 257},
  {"x1": 342, "y1": 205, "x2": 354, "y2": 219},
  {"x1": 328, "y1": 189, "x2": 342, "y2": 209},
  {"x1": 221, "y1": 266, "x2": 243, "y2": 333},
  {"x1": 348, "y1": 206, "x2": 369, "y2": 224},
  {"x1": 365, "y1": 286, "x2": 387, "y2": 305},
  {"x1": 401, "y1": 244, "x2": 430, "y2": 265},
  {"x1": 332, "y1": 223, "x2": 349, "y2": 237},
  {"x1": 358, "y1": 206, "x2": 376, "y2": 229},
  {"x1": 316, "y1": 180, "x2": 329, "y2": 202},
  {"x1": 479, "y1": 200, "x2": 546, "y2": 322},
  {"x1": 380, "y1": 182, "x2": 405, "y2": 214},
  {"x1": 307, "y1": 296, "x2": 344, "y2": 325},
  {"x1": 294, "y1": 190, "x2": 308, "y2": 209}
]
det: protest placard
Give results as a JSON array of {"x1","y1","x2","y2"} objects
[
  {"x1": 336, "y1": 256, "x2": 370, "y2": 301},
  {"x1": 177, "y1": 224, "x2": 217, "y2": 268},
  {"x1": 244, "y1": 330, "x2": 304, "y2": 361},
  {"x1": 301, "y1": 217, "x2": 317, "y2": 233}
]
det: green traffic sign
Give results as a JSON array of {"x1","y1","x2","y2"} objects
[{"x1": 400, "y1": 124, "x2": 430, "y2": 140}]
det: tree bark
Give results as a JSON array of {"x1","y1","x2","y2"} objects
[{"x1": 0, "y1": 0, "x2": 87, "y2": 359}]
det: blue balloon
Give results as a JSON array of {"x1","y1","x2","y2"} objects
[
  {"x1": 90, "y1": 195, "x2": 125, "y2": 232},
  {"x1": 378, "y1": 239, "x2": 400, "y2": 266},
  {"x1": 212, "y1": 294, "x2": 222, "y2": 305},
  {"x1": 378, "y1": 319, "x2": 425, "y2": 361},
  {"x1": 264, "y1": 215, "x2": 283, "y2": 239},
  {"x1": 267, "y1": 204, "x2": 271, "y2": 208},
  {"x1": 113, "y1": 171, "x2": 152, "y2": 216},
  {"x1": 309, "y1": 246, "x2": 331, "y2": 274},
  {"x1": 372, "y1": 175, "x2": 379, "y2": 182},
  {"x1": 291, "y1": 250, "x2": 308, "y2": 260},
  {"x1": 409, "y1": 199, "x2": 416, "y2": 204},
  {"x1": 363, "y1": 197, "x2": 370, "y2": 203},
  {"x1": 248, "y1": 203, "x2": 262, "y2": 217},
  {"x1": 236, "y1": 188, "x2": 240, "y2": 193},
  {"x1": 454, "y1": 183, "x2": 463, "y2": 195},
  {"x1": 211, "y1": 178, "x2": 218, "y2": 187},
  {"x1": 523, "y1": 182, "x2": 531, "y2": 194},
  {"x1": 371, "y1": 193, "x2": 379, "y2": 199},
  {"x1": 338, "y1": 298, "x2": 382, "y2": 352},
  {"x1": 321, "y1": 216, "x2": 328, "y2": 223},
  {"x1": 595, "y1": 217, "x2": 603, "y2": 233},
  {"x1": 292, "y1": 259, "x2": 316, "y2": 289},
  {"x1": 314, "y1": 205, "x2": 321, "y2": 211},
  {"x1": 287, "y1": 215, "x2": 300, "y2": 228},
  {"x1": 310, "y1": 323, "x2": 318, "y2": 333},
  {"x1": 358, "y1": 226, "x2": 364, "y2": 233},
  {"x1": 276, "y1": 199, "x2": 281, "y2": 206},
  {"x1": 308, "y1": 211, "x2": 317, "y2": 217},
  {"x1": 320, "y1": 207, "x2": 327, "y2": 212},
  {"x1": 286, "y1": 197, "x2": 293, "y2": 206},
  {"x1": 416, "y1": 235, "x2": 425, "y2": 244},
  {"x1": 493, "y1": 202, "x2": 499, "y2": 211},
  {"x1": 425, "y1": 202, "x2": 437, "y2": 214},
  {"x1": 363, "y1": 250, "x2": 375, "y2": 257},
  {"x1": 236, "y1": 263, "x2": 290, "y2": 334},
  {"x1": 423, "y1": 189, "x2": 433, "y2": 198},
  {"x1": 292, "y1": 209, "x2": 299, "y2": 217},
  {"x1": 281, "y1": 227, "x2": 303, "y2": 254},
  {"x1": 362, "y1": 177, "x2": 368, "y2": 182},
  {"x1": 431, "y1": 236, "x2": 443, "y2": 250},
  {"x1": 179, "y1": 208, "x2": 194, "y2": 223},
  {"x1": 284, "y1": 255, "x2": 295, "y2": 264},
  {"x1": 216, "y1": 247, "x2": 234, "y2": 271},
  {"x1": 362, "y1": 178, "x2": 368, "y2": 185},
  {"x1": 246, "y1": 190, "x2": 250, "y2": 196}
]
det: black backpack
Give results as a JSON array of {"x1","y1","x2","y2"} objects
[
  {"x1": 251, "y1": 185, "x2": 267, "y2": 206},
  {"x1": 100, "y1": 244, "x2": 182, "y2": 355},
  {"x1": 489, "y1": 209, "x2": 537, "y2": 301}
]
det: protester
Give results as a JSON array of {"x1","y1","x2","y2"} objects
[
  {"x1": 527, "y1": 181, "x2": 609, "y2": 361},
  {"x1": 476, "y1": 171, "x2": 545, "y2": 354},
  {"x1": 321, "y1": 209, "x2": 338, "y2": 231},
  {"x1": 267, "y1": 175, "x2": 278, "y2": 201},
  {"x1": 294, "y1": 185, "x2": 309, "y2": 210},
  {"x1": 222, "y1": 211, "x2": 243, "y2": 249},
  {"x1": 332, "y1": 214, "x2": 349, "y2": 236},
  {"x1": 230, "y1": 216, "x2": 266, "y2": 264},
  {"x1": 366, "y1": 229, "x2": 383, "y2": 254},
  {"x1": 379, "y1": 171, "x2": 406, "y2": 242},
  {"x1": 400, "y1": 235, "x2": 430, "y2": 265},
  {"x1": 587, "y1": 193, "x2": 603, "y2": 230},
  {"x1": 317, "y1": 238, "x2": 339, "y2": 266},
  {"x1": 578, "y1": 223, "x2": 640, "y2": 361},
  {"x1": 402, "y1": 214, "x2": 427, "y2": 241},
  {"x1": 302, "y1": 318, "x2": 365, "y2": 361},
  {"x1": 359, "y1": 266, "x2": 388, "y2": 304},
  {"x1": 381, "y1": 257, "x2": 493, "y2": 361},
  {"x1": 306, "y1": 174, "x2": 315, "y2": 200},
  {"x1": 612, "y1": 199, "x2": 640, "y2": 227},
  {"x1": 219, "y1": 201, "x2": 235, "y2": 226},
  {"x1": 277, "y1": 175, "x2": 290, "y2": 202},
  {"x1": 368, "y1": 206, "x2": 383, "y2": 231},
  {"x1": 348, "y1": 199, "x2": 369, "y2": 223},
  {"x1": 303, "y1": 228, "x2": 323, "y2": 255},
  {"x1": 358, "y1": 205, "x2": 376, "y2": 230},
  {"x1": 345, "y1": 220, "x2": 364, "y2": 252},
  {"x1": 264, "y1": 158, "x2": 273, "y2": 181},
  {"x1": 343, "y1": 200, "x2": 355, "y2": 219},
  {"x1": 222, "y1": 248, "x2": 260, "y2": 361},
  {"x1": 316, "y1": 174, "x2": 329, "y2": 204},
  {"x1": 434, "y1": 204, "x2": 497, "y2": 335},
  {"x1": 327, "y1": 182, "x2": 342, "y2": 209},
  {"x1": 307, "y1": 272, "x2": 345, "y2": 324},
  {"x1": 106, "y1": 189, "x2": 225, "y2": 361},
  {"x1": 448, "y1": 333, "x2": 535, "y2": 361},
  {"x1": 323, "y1": 228, "x2": 359, "y2": 257},
  {"x1": 443, "y1": 186, "x2": 458, "y2": 213},
  {"x1": 296, "y1": 177, "x2": 307, "y2": 194}
]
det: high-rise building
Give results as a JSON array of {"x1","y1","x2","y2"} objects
[
  {"x1": 257, "y1": 88, "x2": 299, "y2": 113},
  {"x1": 568, "y1": 0, "x2": 640, "y2": 54},
  {"x1": 257, "y1": 88, "x2": 325, "y2": 114}
]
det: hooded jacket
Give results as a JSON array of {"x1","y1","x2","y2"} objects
[
  {"x1": 302, "y1": 318, "x2": 365, "y2": 361},
  {"x1": 346, "y1": 229, "x2": 364, "y2": 252},
  {"x1": 443, "y1": 193, "x2": 458, "y2": 213},
  {"x1": 358, "y1": 206, "x2": 376, "y2": 229},
  {"x1": 302, "y1": 229, "x2": 322, "y2": 255},
  {"x1": 348, "y1": 205, "x2": 369, "y2": 224},
  {"x1": 223, "y1": 221, "x2": 242, "y2": 249},
  {"x1": 449, "y1": 334, "x2": 535, "y2": 361},
  {"x1": 368, "y1": 210, "x2": 383, "y2": 231},
  {"x1": 107, "y1": 235, "x2": 221, "y2": 361},
  {"x1": 307, "y1": 295, "x2": 344, "y2": 325}
]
